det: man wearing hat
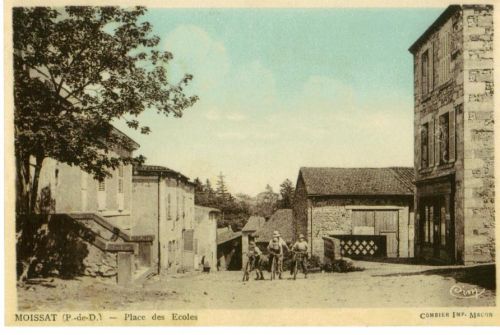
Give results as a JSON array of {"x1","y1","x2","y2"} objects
[
  {"x1": 267, "y1": 230, "x2": 289, "y2": 279},
  {"x1": 291, "y1": 234, "x2": 309, "y2": 278}
]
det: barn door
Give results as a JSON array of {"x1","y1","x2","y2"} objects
[{"x1": 375, "y1": 211, "x2": 399, "y2": 257}]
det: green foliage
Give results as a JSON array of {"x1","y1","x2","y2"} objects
[
  {"x1": 16, "y1": 213, "x2": 95, "y2": 280},
  {"x1": 13, "y1": 6, "x2": 198, "y2": 214},
  {"x1": 279, "y1": 179, "x2": 294, "y2": 209},
  {"x1": 194, "y1": 175, "x2": 251, "y2": 231},
  {"x1": 253, "y1": 184, "x2": 279, "y2": 218}
]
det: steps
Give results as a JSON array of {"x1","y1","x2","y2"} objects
[{"x1": 66, "y1": 212, "x2": 155, "y2": 285}]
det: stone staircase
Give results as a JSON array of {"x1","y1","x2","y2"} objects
[{"x1": 67, "y1": 213, "x2": 155, "y2": 285}]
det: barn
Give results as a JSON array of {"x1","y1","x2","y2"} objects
[{"x1": 293, "y1": 167, "x2": 415, "y2": 262}]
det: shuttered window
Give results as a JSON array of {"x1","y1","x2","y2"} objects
[
  {"x1": 449, "y1": 106, "x2": 457, "y2": 162},
  {"x1": 438, "y1": 23, "x2": 452, "y2": 85},
  {"x1": 183, "y1": 229, "x2": 194, "y2": 251},
  {"x1": 421, "y1": 50, "x2": 429, "y2": 95},
  {"x1": 420, "y1": 123, "x2": 429, "y2": 168}
]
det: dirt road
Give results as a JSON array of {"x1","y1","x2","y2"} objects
[{"x1": 17, "y1": 261, "x2": 495, "y2": 311}]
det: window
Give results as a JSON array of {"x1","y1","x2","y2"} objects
[
  {"x1": 118, "y1": 165, "x2": 124, "y2": 177},
  {"x1": 440, "y1": 207, "x2": 446, "y2": 247},
  {"x1": 98, "y1": 180, "x2": 106, "y2": 191},
  {"x1": 424, "y1": 206, "x2": 429, "y2": 243},
  {"x1": 438, "y1": 25, "x2": 452, "y2": 85},
  {"x1": 421, "y1": 123, "x2": 429, "y2": 168},
  {"x1": 429, "y1": 206, "x2": 434, "y2": 244},
  {"x1": 167, "y1": 193, "x2": 171, "y2": 219},
  {"x1": 176, "y1": 191, "x2": 180, "y2": 220},
  {"x1": 182, "y1": 195, "x2": 186, "y2": 218},
  {"x1": 118, "y1": 180, "x2": 124, "y2": 194},
  {"x1": 438, "y1": 113, "x2": 450, "y2": 164},
  {"x1": 421, "y1": 50, "x2": 429, "y2": 95}
]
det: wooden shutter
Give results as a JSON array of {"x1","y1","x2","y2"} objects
[
  {"x1": 428, "y1": 118, "x2": 435, "y2": 167},
  {"x1": 429, "y1": 44, "x2": 434, "y2": 91},
  {"x1": 449, "y1": 108, "x2": 456, "y2": 162},
  {"x1": 183, "y1": 229, "x2": 194, "y2": 251},
  {"x1": 435, "y1": 117, "x2": 440, "y2": 165}
]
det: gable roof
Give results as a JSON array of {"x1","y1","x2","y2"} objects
[
  {"x1": 408, "y1": 5, "x2": 460, "y2": 54},
  {"x1": 242, "y1": 216, "x2": 266, "y2": 232},
  {"x1": 253, "y1": 209, "x2": 294, "y2": 244},
  {"x1": 133, "y1": 164, "x2": 193, "y2": 185},
  {"x1": 217, "y1": 226, "x2": 242, "y2": 245},
  {"x1": 299, "y1": 167, "x2": 414, "y2": 197}
]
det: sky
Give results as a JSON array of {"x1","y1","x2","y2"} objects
[{"x1": 116, "y1": 7, "x2": 445, "y2": 196}]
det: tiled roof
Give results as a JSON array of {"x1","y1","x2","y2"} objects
[
  {"x1": 299, "y1": 167, "x2": 414, "y2": 196},
  {"x1": 133, "y1": 164, "x2": 190, "y2": 182},
  {"x1": 242, "y1": 216, "x2": 266, "y2": 232},
  {"x1": 217, "y1": 226, "x2": 242, "y2": 245},
  {"x1": 253, "y1": 209, "x2": 294, "y2": 243}
]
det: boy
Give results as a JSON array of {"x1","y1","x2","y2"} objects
[{"x1": 291, "y1": 234, "x2": 309, "y2": 278}]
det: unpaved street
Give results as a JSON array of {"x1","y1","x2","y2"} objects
[{"x1": 18, "y1": 261, "x2": 495, "y2": 311}]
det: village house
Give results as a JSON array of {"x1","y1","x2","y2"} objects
[
  {"x1": 293, "y1": 167, "x2": 415, "y2": 262},
  {"x1": 241, "y1": 209, "x2": 294, "y2": 262},
  {"x1": 131, "y1": 165, "x2": 196, "y2": 274},
  {"x1": 194, "y1": 205, "x2": 220, "y2": 271},
  {"x1": 409, "y1": 5, "x2": 494, "y2": 264},
  {"x1": 34, "y1": 128, "x2": 154, "y2": 285}
]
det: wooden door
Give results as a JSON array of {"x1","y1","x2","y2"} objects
[{"x1": 375, "y1": 211, "x2": 399, "y2": 257}]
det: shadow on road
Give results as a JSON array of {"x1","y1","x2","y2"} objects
[{"x1": 372, "y1": 264, "x2": 496, "y2": 290}]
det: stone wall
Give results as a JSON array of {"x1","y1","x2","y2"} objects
[
  {"x1": 309, "y1": 197, "x2": 412, "y2": 261},
  {"x1": 292, "y1": 174, "x2": 309, "y2": 240},
  {"x1": 83, "y1": 242, "x2": 118, "y2": 277},
  {"x1": 462, "y1": 5, "x2": 495, "y2": 263}
]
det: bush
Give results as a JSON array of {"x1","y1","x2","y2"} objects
[
  {"x1": 16, "y1": 214, "x2": 93, "y2": 281},
  {"x1": 323, "y1": 258, "x2": 364, "y2": 273}
]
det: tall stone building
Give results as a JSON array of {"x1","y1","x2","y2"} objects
[{"x1": 409, "y1": 5, "x2": 494, "y2": 264}]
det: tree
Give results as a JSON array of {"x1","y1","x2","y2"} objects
[
  {"x1": 193, "y1": 178, "x2": 204, "y2": 193},
  {"x1": 216, "y1": 172, "x2": 228, "y2": 201},
  {"x1": 13, "y1": 7, "x2": 198, "y2": 215},
  {"x1": 254, "y1": 184, "x2": 279, "y2": 218},
  {"x1": 279, "y1": 179, "x2": 295, "y2": 209}
]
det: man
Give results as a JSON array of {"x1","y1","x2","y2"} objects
[
  {"x1": 291, "y1": 234, "x2": 309, "y2": 278},
  {"x1": 267, "y1": 231, "x2": 289, "y2": 279},
  {"x1": 243, "y1": 241, "x2": 263, "y2": 280}
]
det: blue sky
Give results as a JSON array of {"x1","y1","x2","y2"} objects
[{"x1": 117, "y1": 8, "x2": 445, "y2": 196}]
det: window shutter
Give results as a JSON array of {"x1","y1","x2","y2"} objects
[
  {"x1": 434, "y1": 117, "x2": 440, "y2": 165},
  {"x1": 428, "y1": 118, "x2": 435, "y2": 167},
  {"x1": 429, "y1": 44, "x2": 434, "y2": 91},
  {"x1": 449, "y1": 109, "x2": 456, "y2": 162}
]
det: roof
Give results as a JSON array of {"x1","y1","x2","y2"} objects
[
  {"x1": 299, "y1": 167, "x2": 414, "y2": 196},
  {"x1": 242, "y1": 216, "x2": 266, "y2": 232},
  {"x1": 111, "y1": 126, "x2": 140, "y2": 150},
  {"x1": 217, "y1": 227, "x2": 242, "y2": 245},
  {"x1": 133, "y1": 164, "x2": 193, "y2": 184},
  {"x1": 253, "y1": 209, "x2": 294, "y2": 244},
  {"x1": 408, "y1": 5, "x2": 460, "y2": 54}
]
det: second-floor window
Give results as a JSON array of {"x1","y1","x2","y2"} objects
[
  {"x1": 117, "y1": 166, "x2": 124, "y2": 194},
  {"x1": 167, "y1": 193, "x2": 171, "y2": 220},
  {"x1": 421, "y1": 50, "x2": 430, "y2": 96},
  {"x1": 421, "y1": 123, "x2": 429, "y2": 168},
  {"x1": 98, "y1": 180, "x2": 106, "y2": 192},
  {"x1": 438, "y1": 113, "x2": 450, "y2": 164}
]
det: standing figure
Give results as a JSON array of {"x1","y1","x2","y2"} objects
[{"x1": 291, "y1": 234, "x2": 308, "y2": 279}]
